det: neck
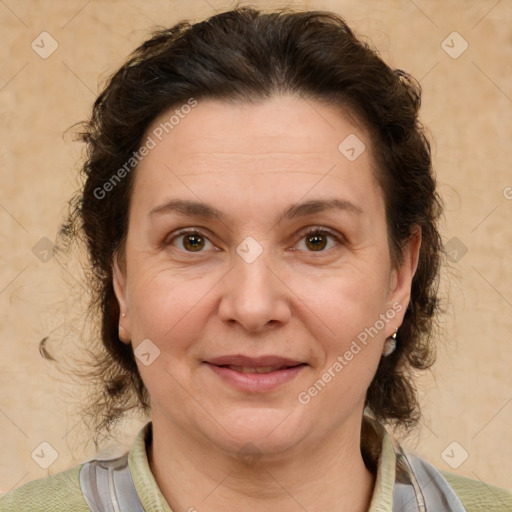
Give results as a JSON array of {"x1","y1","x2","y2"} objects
[{"x1": 148, "y1": 414, "x2": 376, "y2": 512}]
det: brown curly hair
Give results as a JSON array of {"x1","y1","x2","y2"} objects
[{"x1": 55, "y1": 6, "x2": 442, "y2": 437}]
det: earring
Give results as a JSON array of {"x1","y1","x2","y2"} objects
[
  {"x1": 382, "y1": 328, "x2": 398, "y2": 357},
  {"x1": 122, "y1": 313, "x2": 126, "y2": 318}
]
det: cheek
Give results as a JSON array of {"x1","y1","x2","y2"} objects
[
  {"x1": 302, "y1": 273, "x2": 390, "y2": 406},
  {"x1": 127, "y1": 274, "x2": 210, "y2": 401},
  {"x1": 126, "y1": 267, "x2": 217, "y2": 354},
  {"x1": 297, "y1": 264, "x2": 391, "y2": 331},
  {"x1": 294, "y1": 266, "x2": 392, "y2": 390}
]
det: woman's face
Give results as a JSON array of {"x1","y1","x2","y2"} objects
[{"x1": 114, "y1": 95, "x2": 419, "y2": 456}]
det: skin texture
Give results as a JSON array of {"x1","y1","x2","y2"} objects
[{"x1": 113, "y1": 95, "x2": 421, "y2": 511}]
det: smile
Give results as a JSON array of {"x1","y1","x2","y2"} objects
[
  {"x1": 223, "y1": 365, "x2": 296, "y2": 374},
  {"x1": 204, "y1": 360, "x2": 307, "y2": 392}
]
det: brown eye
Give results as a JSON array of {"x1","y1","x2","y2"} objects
[
  {"x1": 182, "y1": 233, "x2": 205, "y2": 252},
  {"x1": 305, "y1": 233, "x2": 328, "y2": 251},
  {"x1": 296, "y1": 228, "x2": 340, "y2": 253},
  {"x1": 168, "y1": 230, "x2": 214, "y2": 253}
]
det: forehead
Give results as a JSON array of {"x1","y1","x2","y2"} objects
[
  {"x1": 131, "y1": 95, "x2": 383, "y2": 217},
  {"x1": 146, "y1": 96, "x2": 369, "y2": 159}
]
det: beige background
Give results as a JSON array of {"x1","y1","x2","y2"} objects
[{"x1": 1, "y1": 0, "x2": 511, "y2": 495}]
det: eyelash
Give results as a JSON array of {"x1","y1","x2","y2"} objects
[{"x1": 166, "y1": 227, "x2": 343, "y2": 254}]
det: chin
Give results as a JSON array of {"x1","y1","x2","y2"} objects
[{"x1": 202, "y1": 407, "x2": 308, "y2": 458}]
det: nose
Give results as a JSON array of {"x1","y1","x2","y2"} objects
[{"x1": 217, "y1": 249, "x2": 292, "y2": 333}]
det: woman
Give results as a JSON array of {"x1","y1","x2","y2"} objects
[{"x1": 1, "y1": 6, "x2": 510, "y2": 511}]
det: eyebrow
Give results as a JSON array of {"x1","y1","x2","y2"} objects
[{"x1": 149, "y1": 198, "x2": 363, "y2": 222}]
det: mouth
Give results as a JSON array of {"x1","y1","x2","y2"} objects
[
  {"x1": 218, "y1": 364, "x2": 305, "y2": 374},
  {"x1": 204, "y1": 355, "x2": 308, "y2": 392}
]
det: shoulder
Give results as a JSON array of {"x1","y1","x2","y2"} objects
[
  {"x1": 0, "y1": 463, "x2": 90, "y2": 512},
  {"x1": 441, "y1": 470, "x2": 512, "y2": 512}
]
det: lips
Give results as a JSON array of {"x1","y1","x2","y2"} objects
[
  {"x1": 224, "y1": 365, "x2": 289, "y2": 374},
  {"x1": 206, "y1": 355, "x2": 304, "y2": 368},
  {"x1": 204, "y1": 355, "x2": 307, "y2": 392}
]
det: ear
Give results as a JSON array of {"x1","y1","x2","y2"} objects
[
  {"x1": 385, "y1": 226, "x2": 422, "y2": 335},
  {"x1": 112, "y1": 256, "x2": 131, "y2": 344}
]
